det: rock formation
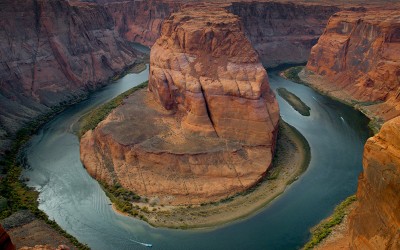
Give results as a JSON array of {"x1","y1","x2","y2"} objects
[
  {"x1": 0, "y1": 0, "x2": 144, "y2": 158},
  {"x1": 148, "y1": 5, "x2": 279, "y2": 144},
  {"x1": 303, "y1": 10, "x2": 400, "y2": 126},
  {"x1": 80, "y1": 6, "x2": 279, "y2": 205},
  {"x1": 104, "y1": 0, "x2": 341, "y2": 67},
  {"x1": 348, "y1": 116, "x2": 400, "y2": 249},
  {"x1": 318, "y1": 117, "x2": 400, "y2": 249},
  {"x1": 229, "y1": 2, "x2": 340, "y2": 67}
]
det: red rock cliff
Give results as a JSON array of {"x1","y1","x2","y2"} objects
[
  {"x1": 81, "y1": 6, "x2": 279, "y2": 205},
  {"x1": 0, "y1": 0, "x2": 143, "y2": 158},
  {"x1": 304, "y1": 10, "x2": 400, "y2": 126},
  {"x1": 149, "y1": 5, "x2": 279, "y2": 145},
  {"x1": 318, "y1": 117, "x2": 400, "y2": 249},
  {"x1": 348, "y1": 116, "x2": 400, "y2": 249},
  {"x1": 104, "y1": 0, "x2": 341, "y2": 67}
]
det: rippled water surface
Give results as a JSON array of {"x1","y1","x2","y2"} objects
[{"x1": 23, "y1": 68, "x2": 371, "y2": 250}]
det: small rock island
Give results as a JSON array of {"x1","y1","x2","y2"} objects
[{"x1": 80, "y1": 6, "x2": 279, "y2": 206}]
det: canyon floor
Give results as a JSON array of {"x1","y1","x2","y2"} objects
[{"x1": 110, "y1": 117, "x2": 310, "y2": 229}]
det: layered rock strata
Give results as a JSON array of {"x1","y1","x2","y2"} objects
[
  {"x1": 303, "y1": 10, "x2": 400, "y2": 126},
  {"x1": 0, "y1": 0, "x2": 143, "y2": 158},
  {"x1": 80, "y1": 6, "x2": 279, "y2": 205},
  {"x1": 318, "y1": 117, "x2": 400, "y2": 249},
  {"x1": 348, "y1": 116, "x2": 400, "y2": 249}
]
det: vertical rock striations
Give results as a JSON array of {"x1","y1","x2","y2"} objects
[
  {"x1": 0, "y1": 0, "x2": 143, "y2": 157},
  {"x1": 80, "y1": 5, "x2": 279, "y2": 205},
  {"x1": 304, "y1": 10, "x2": 400, "y2": 126},
  {"x1": 149, "y1": 4, "x2": 279, "y2": 145},
  {"x1": 229, "y1": 2, "x2": 340, "y2": 67},
  {"x1": 348, "y1": 117, "x2": 400, "y2": 249}
]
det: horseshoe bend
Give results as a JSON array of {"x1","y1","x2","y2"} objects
[{"x1": 80, "y1": 6, "x2": 280, "y2": 207}]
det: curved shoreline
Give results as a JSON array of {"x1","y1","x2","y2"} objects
[
  {"x1": 280, "y1": 67, "x2": 379, "y2": 134},
  {"x1": 106, "y1": 119, "x2": 311, "y2": 229}
]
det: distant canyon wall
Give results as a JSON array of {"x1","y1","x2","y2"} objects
[
  {"x1": 0, "y1": 0, "x2": 143, "y2": 157},
  {"x1": 0, "y1": 0, "x2": 341, "y2": 159},
  {"x1": 104, "y1": 1, "x2": 340, "y2": 67},
  {"x1": 303, "y1": 10, "x2": 400, "y2": 127}
]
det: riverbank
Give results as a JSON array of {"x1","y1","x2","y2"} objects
[
  {"x1": 0, "y1": 61, "x2": 148, "y2": 249},
  {"x1": 104, "y1": 119, "x2": 311, "y2": 229},
  {"x1": 280, "y1": 66, "x2": 381, "y2": 133}
]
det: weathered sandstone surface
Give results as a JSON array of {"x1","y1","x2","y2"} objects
[
  {"x1": 303, "y1": 10, "x2": 400, "y2": 126},
  {"x1": 229, "y1": 2, "x2": 340, "y2": 67},
  {"x1": 349, "y1": 116, "x2": 400, "y2": 249},
  {"x1": 80, "y1": 6, "x2": 279, "y2": 205},
  {"x1": 104, "y1": 0, "x2": 340, "y2": 67},
  {"x1": 0, "y1": 0, "x2": 143, "y2": 158},
  {"x1": 318, "y1": 117, "x2": 400, "y2": 249}
]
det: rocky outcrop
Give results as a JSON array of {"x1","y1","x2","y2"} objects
[
  {"x1": 105, "y1": 0, "x2": 180, "y2": 47},
  {"x1": 229, "y1": 2, "x2": 340, "y2": 67},
  {"x1": 105, "y1": 0, "x2": 340, "y2": 67},
  {"x1": 347, "y1": 117, "x2": 400, "y2": 249},
  {"x1": 303, "y1": 10, "x2": 400, "y2": 126},
  {"x1": 0, "y1": 0, "x2": 143, "y2": 158},
  {"x1": 148, "y1": 5, "x2": 279, "y2": 144},
  {"x1": 80, "y1": 6, "x2": 279, "y2": 205},
  {"x1": 318, "y1": 117, "x2": 400, "y2": 249}
]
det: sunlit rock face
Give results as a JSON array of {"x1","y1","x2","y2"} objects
[
  {"x1": 80, "y1": 5, "x2": 279, "y2": 205},
  {"x1": 149, "y1": 5, "x2": 279, "y2": 145},
  {"x1": 305, "y1": 10, "x2": 400, "y2": 124},
  {"x1": 348, "y1": 117, "x2": 400, "y2": 249}
]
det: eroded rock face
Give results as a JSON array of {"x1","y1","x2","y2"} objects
[
  {"x1": 229, "y1": 2, "x2": 340, "y2": 67},
  {"x1": 149, "y1": 5, "x2": 279, "y2": 145},
  {"x1": 304, "y1": 10, "x2": 400, "y2": 125},
  {"x1": 0, "y1": 0, "x2": 142, "y2": 158},
  {"x1": 346, "y1": 117, "x2": 400, "y2": 249},
  {"x1": 81, "y1": 6, "x2": 279, "y2": 205}
]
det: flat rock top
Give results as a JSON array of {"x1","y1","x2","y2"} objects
[
  {"x1": 99, "y1": 89, "x2": 243, "y2": 154},
  {"x1": 330, "y1": 10, "x2": 400, "y2": 26}
]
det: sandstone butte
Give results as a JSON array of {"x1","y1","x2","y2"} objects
[
  {"x1": 80, "y1": 6, "x2": 279, "y2": 205},
  {"x1": 303, "y1": 10, "x2": 400, "y2": 126},
  {"x1": 319, "y1": 116, "x2": 400, "y2": 250}
]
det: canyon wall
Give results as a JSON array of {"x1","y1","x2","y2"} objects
[
  {"x1": 318, "y1": 117, "x2": 400, "y2": 249},
  {"x1": 303, "y1": 10, "x2": 400, "y2": 127},
  {"x1": 229, "y1": 2, "x2": 340, "y2": 67},
  {"x1": 104, "y1": 1, "x2": 340, "y2": 67},
  {"x1": 348, "y1": 116, "x2": 400, "y2": 249},
  {"x1": 0, "y1": 0, "x2": 144, "y2": 158},
  {"x1": 81, "y1": 6, "x2": 279, "y2": 205},
  {"x1": 0, "y1": 0, "x2": 343, "y2": 158}
]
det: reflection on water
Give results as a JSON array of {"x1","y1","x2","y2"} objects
[{"x1": 23, "y1": 68, "x2": 370, "y2": 250}]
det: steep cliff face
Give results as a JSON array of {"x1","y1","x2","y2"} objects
[
  {"x1": 105, "y1": 0, "x2": 180, "y2": 47},
  {"x1": 0, "y1": 225, "x2": 15, "y2": 250},
  {"x1": 149, "y1": 5, "x2": 279, "y2": 144},
  {"x1": 104, "y1": 1, "x2": 339, "y2": 67},
  {"x1": 230, "y1": 2, "x2": 340, "y2": 67},
  {"x1": 347, "y1": 117, "x2": 400, "y2": 249},
  {"x1": 81, "y1": 6, "x2": 279, "y2": 205},
  {"x1": 304, "y1": 10, "x2": 400, "y2": 126},
  {"x1": 319, "y1": 117, "x2": 400, "y2": 249},
  {"x1": 0, "y1": 0, "x2": 142, "y2": 157}
]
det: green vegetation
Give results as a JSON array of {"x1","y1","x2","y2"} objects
[
  {"x1": 78, "y1": 81, "x2": 148, "y2": 137},
  {"x1": 278, "y1": 87, "x2": 311, "y2": 116},
  {"x1": 0, "y1": 113, "x2": 90, "y2": 249},
  {"x1": 282, "y1": 66, "x2": 307, "y2": 85},
  {"x1": 100, "y1": 181, "x2": 140, "y2": 213},
  {"x1": 303, "y1": 195, "x2": 357, "y2": 249}
]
